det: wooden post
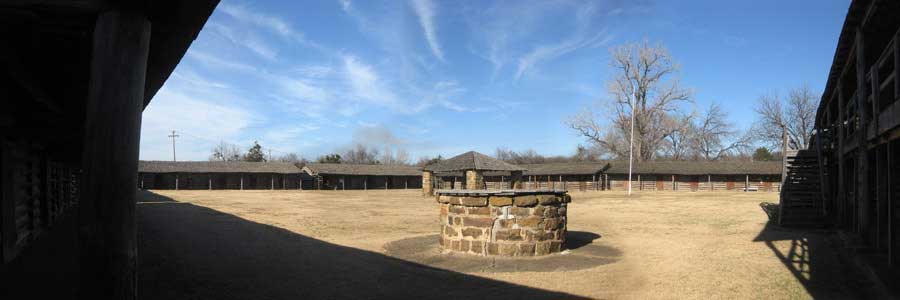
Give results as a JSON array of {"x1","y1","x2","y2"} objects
[
  {"x1": 405, "y1": 177, "x2": 408, "y2": 189},
  {"x1": 208, "y1": 175, "x2": 212, "y2": 190},
  {"x1": 672, "y1": 175, "x2": 676, "y2": 191},
  {"x1": 78, "y1": 11, "x2": 150, "y2": 299},
  {"x1": 856, "y1": 27, "x2": 871, "y2": 236},
  {"x1": 364, "y1": 176, "x2": 368, "y2": 190},
  {"x1": 708, "y1": 175, "x2": 712, "y2": 191},
  {"x1": 240, "y1": 175, "x2": 243, "y2": 190},
  {"x1": 745, "y1": 175, "x2": 749, "y2": 192},
  {"x1": 637, "y1": 174, "x2": 641, "y2": 191},
  {"x1": 342, "y1": 176, "x2": 346, "y2": 190},
  {"x1": 605, "y1": 174, "x2": 609, "y2": 191},
  {"x1": 282, "y1": 175, "x2": 285, "y2": 190},
  {"x1": 175, "y1": 174, "x2": 179, "y2": 190}
]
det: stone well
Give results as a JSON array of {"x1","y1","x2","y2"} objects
[{"x1": 436, "y1": 189, "x2": 570, "y2": 256}]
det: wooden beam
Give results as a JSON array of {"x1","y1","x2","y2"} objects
[
  {"x1": 857, "y1": 26, "x2": 871, "y2": 236},
  {"x1": 78, "y1": 11, "x2": 149, "y2": 299}
]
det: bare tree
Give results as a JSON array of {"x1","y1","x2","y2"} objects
[
  {"x1": 568, "y1": 41, "x2": 692, "y2": 161},
  {"x1": 209, "y1": 141, "x2": 242, "y2": 161},
  {"x1": 692, "y1": 103, "x2": 753, "y2": 160},
  {"x1": 660, "y1": 113, "x2": 694, "y2": 160},
  {"x1": 754, "y1": 84, "x2": 818, "y2": 150},
  {"x1": 380, "y1": 146, "x2": 411, "y2": 165},
  {"x1": 273, "y1": 153, "x2": 306, "y2": 163},
  {"x1": 342, "y1": 144, "x2": 381, "y2": 164}
]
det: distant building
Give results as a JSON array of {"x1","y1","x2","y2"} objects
[
  {"x1": 138, "y1": 161, "x2": 313, "y2": 190},
  {"x1": 301, "y1": 163, "x2": 423, "y2": 190}
]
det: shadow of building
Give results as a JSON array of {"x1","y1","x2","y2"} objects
[{"x1": 137, "y1": 191, "x2": 584, "y2": 300}]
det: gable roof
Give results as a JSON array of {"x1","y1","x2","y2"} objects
[
  {"x1": 425, "y1": 151, "x2": 526, "y2": 172},
  {"x1": 139, "y1": 161, "x2": 302, "y2": 174},
  {"x1": 302, "y1": 163, "x2": 421, "y2": 176},
  {"x1": 520, "y1": 162, "x2": 610, "y2": 176}
]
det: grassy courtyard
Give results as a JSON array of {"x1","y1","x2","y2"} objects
[{"x1": 137, "y1": 189, "x2": 874, "y2": 299}]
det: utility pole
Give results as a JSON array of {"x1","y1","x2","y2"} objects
[
  {"x1": 168, "y1": 130, "x2": 179, "y2": 162},
  {"x1": 627, "y1": 80, "x2": 636, "y2": 196},
  {"x1": 268, "y1": 149, "x2": 272, "y2": 162}
]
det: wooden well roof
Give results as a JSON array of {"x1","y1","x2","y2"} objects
[
  {"x1": 302, "y1": 163, "x2": 422, "y2": 176},
  {"x1": 424, "y1": 151, "x2": 526, "y2": 172}
]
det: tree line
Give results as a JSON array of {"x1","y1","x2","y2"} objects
[{"x1": 566, "y1": 40, "x2": 816, "y2": 162}]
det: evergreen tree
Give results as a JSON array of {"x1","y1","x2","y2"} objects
[{"x1": 244, "y1": 141, "x2": 266, "y2": 162}]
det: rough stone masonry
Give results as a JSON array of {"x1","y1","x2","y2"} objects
[{"x1": 436, "y1": 191, "x2": 570, "y2": 256}]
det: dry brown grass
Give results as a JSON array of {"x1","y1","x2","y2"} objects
[{"x1": 142, "y1": 189, "x2": 855, "y2": 299}]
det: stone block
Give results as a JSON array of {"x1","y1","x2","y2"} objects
[
  {"x1": 451, "y1": 240, "x2": 461, "y2": 251},
  {"x1": 461, "y1": 228, "x2": 483, "y2": 238},
  {"x1": 558, "y1": 206, "x2": 567, "y2": 217},
  {"x1": 487, "y1": 243, "x2": 500, "y2": 255},
  {"x1": 489, "y1": 196, "x2": 513, "y2": 206},
  {"x1": 519, "y1": 243, "x2": 535, "y2": 256},
  {"x1": 494, "y1": 229, "x2": 522, "y2": 241},
  {"x1": 537, "y1": 195, "x2": 559, "y2": 205},
  {"x1": 453, "y1": 217, "x2": 462, "y2": 226},
  {"x1": 513, "y1": 195, "x2": 538, "y2": 207},
  {"x1": 532, "y1": 206, "x2": 544, "y2": 216},
  {"x1": 444, "y1": 226, "x2": 458, "y2": 237},
  {"x1": 471, "y1": 241, "x2": 484, "y2": 254},
  {"x1": 517, "y1": 216, "x2": 543, "y2": 228},
  {"x1": 468, "y1": 207, "x2": 491, "y2": 215},
  {"x1": 499, "y1": 243, "x2": 519, "y2": 256},
  {"x1": 461, "y1": 197, "x2": 488, "y2": 206},
  {"x1": 535, "y1": 242, "x2": 551, "y2": 256},
  {"x1": 544, "y1": 218, "x2": 560, "y2": 230},
  {"x1": 510, "y1": 207, "x2": 531, "y2": 217},
  {"x1": 533, "y1": 230, "x2": 553, "y2": 241},
  {"x1": 461, "y1": 239, "x2": 471, "y2": 252},
  {"x1": 561, "y1": 194, "x2": 572, "y2": 203},
  {"x1": 440, "y1": 204, "x2": 448, "y2": 216},
  {"x1": 549, "y1": 241, "x2": 562, "y2": 252},
  {"x1": 498, "y1": 219, "x2": 515, "y2": 228},
  {"x1": 449, "y1": 205, "x2": 466, "y2": 214},
  {"x1": 438, "y1": 195, "x2": 453, "y2": 203},
  {"x1": 543, "y1": 207, "x2": 558, "y2": 218},
  {"x1": 463, "y1": 217, "x2": 493, "y2": 228}
]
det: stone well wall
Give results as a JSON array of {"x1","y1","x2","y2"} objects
[{"x1": 436, "y1": 191, "x2": 570, "y2": 256}]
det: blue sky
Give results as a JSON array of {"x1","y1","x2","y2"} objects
[{"x1": 139, "y1": 0, "x2": 851, "y2": 161}]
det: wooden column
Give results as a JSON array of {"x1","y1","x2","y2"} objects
[
  {"x1": 637, "y1": 174, "x2": 641, "y2": 191},
  {"x1": 364, "y1": 176, "x2": 368, "y2": 190},
  {"x1": 342, "y1": 176, "x2": 346, "y2": 190},
  {"x1": 708, "y1": 175, "x2": 712, "y2": 191},
  {"x1": 405, "y1": 177, "x2": 408, "y2": 189},
  {"x1": 240, "y1": 175, "x2": 244, "y2": 190},
  {"x1": 282, "y1": 175, "x2": 285, "y2": 190},
  {"x1": 856, "y1": 27, "x2": 871, "y2": 236},
  {"x1": 175, "y1": 174, "x2": 179, "y2": 190},
  {"x1": 78, "y1": 11, "x2": 150, "y2": 299},
  {"x1": 876, "y1": 145, "x2": 889, "y2": 250},
  {"x1": 745, "y1": 175, "x2": 749, "y2": 192},
  {"x1": 208, "y1": 175, "x2": 212, "y2": 190}
]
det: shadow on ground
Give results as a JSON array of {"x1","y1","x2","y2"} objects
[
  {"x1": 382, "y1": 230, "x2": 618, "y2": 274},
  {"x1": 137, "y1": 191, "x2": 585, "y2": 300},
  {"x1": 754, "y1": 202, "x2": 881, "y2": 299}
]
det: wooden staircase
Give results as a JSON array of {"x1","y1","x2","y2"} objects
[{"x1": 779, "y1": 149, "x2": 827, "y2": 227}]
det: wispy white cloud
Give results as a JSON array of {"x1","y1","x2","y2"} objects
[
  {"x1": 515, "y1": 31, "x2": 612, "y2": 80},
  {"x1": 342, "y1": 55, "x2": 401, "y2": 109},
  {"x1": 141, "y1": 85, "x2": 259, "y2": 161},
  {"x1": 207, "y1": 22, "x2": 278, "y2": 60},
  {"x1": 218, "y1": 3, "x2": 295, "y2": 38},
  {"x1": 410, "y1": 0, "x2": 445, "y2": 62},
  {"x1": 186, "y1": 50, "x2": 257, "y2": 72},
  {"x1": 339, "y1": 0, "x2": 352, "y2": 12}
]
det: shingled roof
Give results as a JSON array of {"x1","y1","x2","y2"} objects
[
  {"x1": 425, "y1": 151, "x2": 526, "y2": 172},
  {"x1": 302, "y1": 163, "x2": 422, "y2": 176},
  {"x1": 520, "y1": 162, "x2": 610, "y2": 176},
  {"x1": 605, "y1": 160, "x2": 782, "y2": 176},
  {"x1": 139, "y1": 161, "x2": 302, "y2": 174}
]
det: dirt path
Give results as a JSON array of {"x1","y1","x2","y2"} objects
[{"x1": 138, "y1": 190, "x2": 873, "y2": 299}]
